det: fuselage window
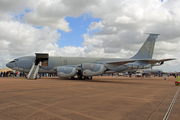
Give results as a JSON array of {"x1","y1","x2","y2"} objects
[{"x1": 10, "y1": 59, "x2": 18, "y2": 63}]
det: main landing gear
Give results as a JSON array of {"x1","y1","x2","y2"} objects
[
  {"x1": 77, "y1": 75, "x2": 92, "y2": 80},
  {"x1": 76, "y1": 70, "x2": 92, "y2": 80},
  {"x1": 80, "y1": 76, "x2": 92, "y2": 80}
]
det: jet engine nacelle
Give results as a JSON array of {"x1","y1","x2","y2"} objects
[
  {"x1": 125, "y1": 63, "x2": 151, "y2": 69},
  {"x1": 81, "y1": 63, "x2": 106, "y2": 76},
  {"x1": 57, "y1": 66, "x2": 77, "y2": 77},
  {"x1": 153, "y1": 62, "x2": 164, "y2": 66}
]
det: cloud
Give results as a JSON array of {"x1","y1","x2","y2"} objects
[
  {"x1": 22, "y1": 0, "x2": 100, "y2": 32},
  {"x1": 89, "y1": 21, "x2": 104, "y2": 30},
  {"x1": 0, "y1": 0, "x2": 180, "y2": 72},
  {"x1": 0, "y1": 20, "x2": 60, "y2": 59},
  {"x1": 0, "y1": 0, "x2": 33, "y2": 12},
  {"x1": 23, "y1": 14, "x2": 71, "y2": 32},
  {"x1": 85, "y1": 0, "x2": 180, "y2": 54},
  {"x1": 115, "y1": 15, "x2": 136, "y2": 24}
]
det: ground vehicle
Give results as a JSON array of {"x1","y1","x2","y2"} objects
[
  {"x1": 175, "y1": 77, "x2": 180, "y2": 86},
  {"x1": 169, "y1": 76, "x2": 180, "y2": 86},
  {"x1": 135, "y1": 71, "x2": 142, "y2": 77}
]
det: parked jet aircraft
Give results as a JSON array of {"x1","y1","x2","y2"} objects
[{"x1": 6, "y1": 34, "x2": 175, "y2": 79}]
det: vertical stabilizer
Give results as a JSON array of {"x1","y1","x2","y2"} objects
[{"x1": 131, "y1": 34, "x2": 160, "y2": 59}]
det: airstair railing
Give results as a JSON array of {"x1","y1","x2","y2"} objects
[
  {"x1": 27, "y1": 62, "x2": 35, "y2": 79},
  {"x1": 33, "y1": 63, "x2": 40, "y2": 79}
]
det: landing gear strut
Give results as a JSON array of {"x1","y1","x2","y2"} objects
[{"x1": 77, "y1": 70, "x2": 92, "y2": 80}]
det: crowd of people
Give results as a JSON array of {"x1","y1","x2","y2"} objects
[
  {"x1": 0, "y1": 71, "x2": 57, "y2": 78},
  {"x1": 1, "y1": 70, "x2": 179, "y2": 79},
  {"x1": 0, "y1": 71, "x2": 25, "y2": 77}
]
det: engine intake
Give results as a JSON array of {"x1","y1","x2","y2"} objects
[
  {"x1": 81, "y1": 63, "x2": 106, "y2": 76},
  {"x1": 57, "y1": 66, "x2": 77, "y2": 77}
]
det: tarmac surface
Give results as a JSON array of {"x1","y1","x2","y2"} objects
[{"x1": 0, "y1": 76, "x2": 179, "y2": 120}]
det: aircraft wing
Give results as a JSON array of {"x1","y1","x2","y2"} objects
[
  {"x1": 105, "y1": 58, "x2": 176, "y2": 65},
  {"x1": 138, "y1": 58, "x2": 176, "y2": 64},
  {"x1": 104, "y1": 60, "x2": 137, "y2": 65}
]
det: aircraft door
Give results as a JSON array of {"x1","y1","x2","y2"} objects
[{"x1": 35, "y1": 53, "x2": 49, "y2": 67}]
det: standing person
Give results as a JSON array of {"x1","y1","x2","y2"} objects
[
  {"x1": 163, "y1": 74, "x2": 166, "y2": 80},
  {"x1": 17, "y1": 71, "x2": 19, "y2": 77},
  {"x1": 125, "y1": 72, "x2": 128, "y2": 77},
  {"x1": 8, "y1": 72, "x2": 10, "y2": 77},
  {"x1": 129, "y1": 72, "x2": 132, "y2": 77},
  {"x1": 6, "y1": 72, "x2": 7, "y2": 77},
  {"x1": 149, "y1": 73, "x2": 151, "y2": 78}
]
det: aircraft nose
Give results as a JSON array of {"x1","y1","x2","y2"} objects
[{"x1": 6, "y1": 62, "x2": 13, "y2": 68}]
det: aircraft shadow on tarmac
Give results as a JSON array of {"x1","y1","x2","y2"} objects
[{"x1": 52, "y1": 77, "x2": 145, "y2": 85}]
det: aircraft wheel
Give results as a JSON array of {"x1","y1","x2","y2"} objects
[
  {"x1": 175, "y1": 82, "x2": 179, "y2": 86},
  {"x1": 87, "y1": 76, "x2": 92, "y2": 79},
  {"x1": 78, "y1": 75, "x2": 81, "y2": 79},
  {"x1": 81, "y1": 76, "x2": 86, "y2": 80}
]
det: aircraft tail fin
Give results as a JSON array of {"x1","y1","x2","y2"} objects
[{"x1": 131, "y1": 34, "x2": 160, "y2": 59}]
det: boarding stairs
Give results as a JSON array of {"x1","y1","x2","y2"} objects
[{"x1": 27, "y1": 62, "x2": 40, "y2": 79}]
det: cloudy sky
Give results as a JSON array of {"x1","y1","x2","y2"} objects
[{"x1": 0, "y1": 0, "x2": 179, "y2": 72}]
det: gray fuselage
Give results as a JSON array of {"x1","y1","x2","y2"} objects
[{"x1": 6, "y1": 56, "x2": 129, "y2": 74}]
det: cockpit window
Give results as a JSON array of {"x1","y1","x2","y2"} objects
[{"x1": 10, "y1": 59, "x2": 18, "y2": 63}]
